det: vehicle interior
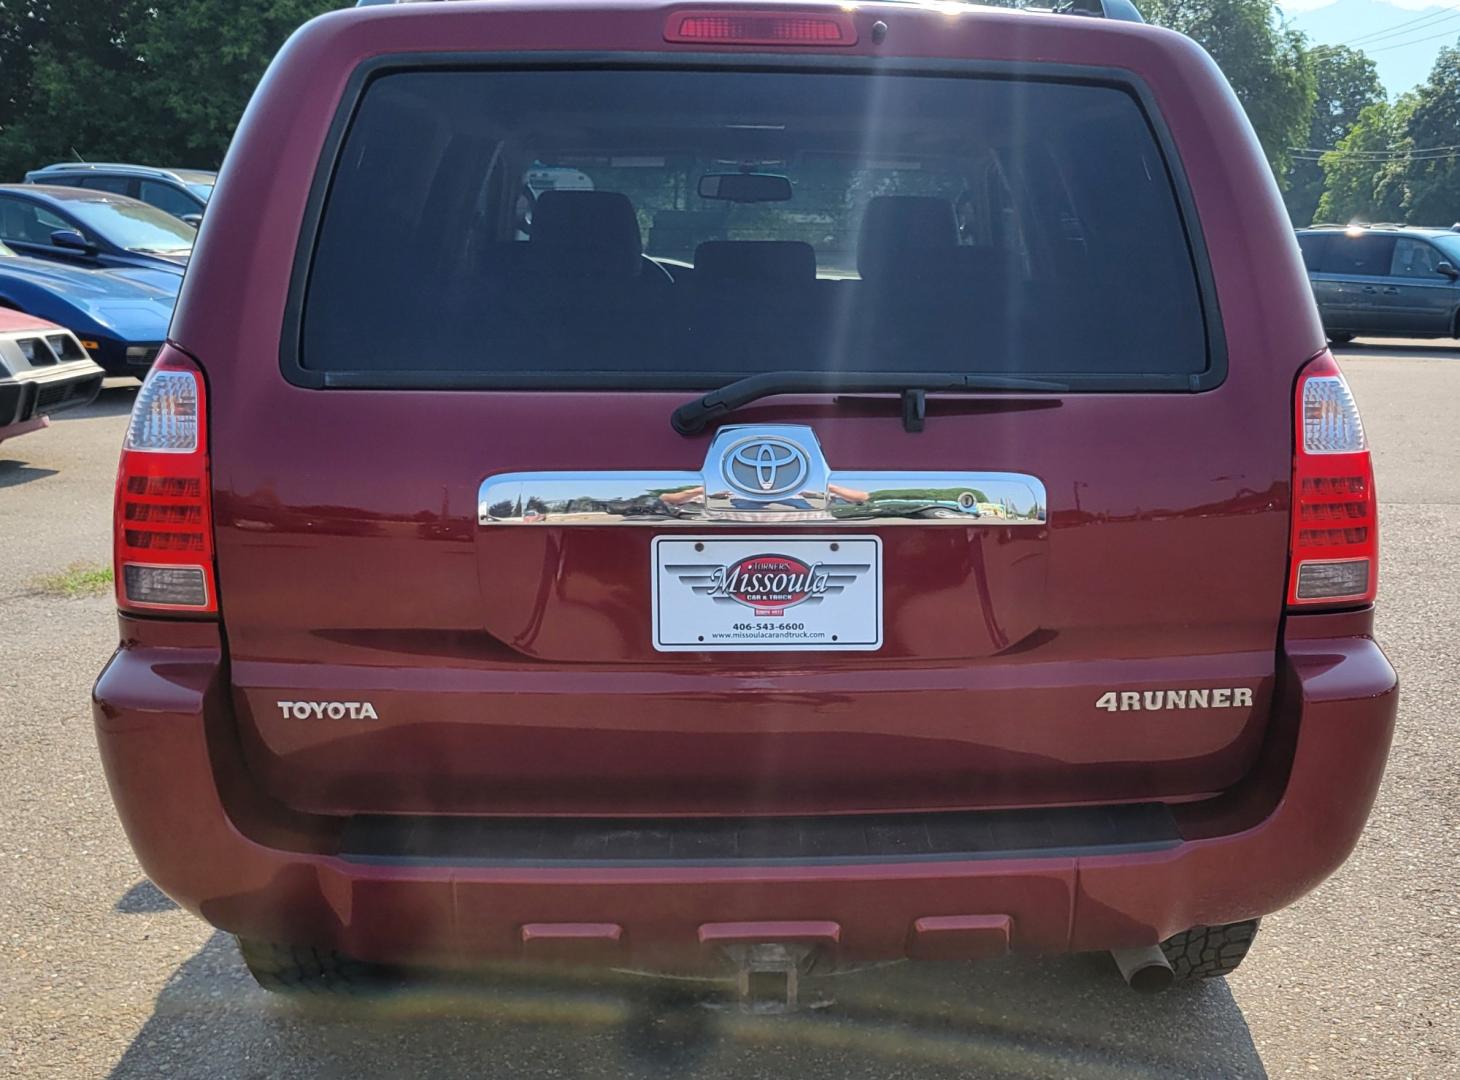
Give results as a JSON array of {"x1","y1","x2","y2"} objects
[
  {"x1": 0, "y1": 199, "x2": 73, "y2": 247},
  {"x1": 304, "y1": 68, "x2": 1209, "y2": 382}
]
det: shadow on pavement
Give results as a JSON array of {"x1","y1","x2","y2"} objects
[
  {"x1": 1334, "y1": 340, "x2": 1460, "y2": 358},
  {"x1": 49, "y1": 383, "x2": 138, "y2": 421},
  {"x1": 107, "y1": 932, "x2": 1266, "y2": 1079},
  {"x1": 115, "y1": 880, "x2": 180, "y2": 915},
  {"x1": 0, "y1": 460, "x2": 59, "y2": 488}
]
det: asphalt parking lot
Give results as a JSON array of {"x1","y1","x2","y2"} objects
[{"x1": 2, "y1": 339, "x2": 1457, "y2": 1079}]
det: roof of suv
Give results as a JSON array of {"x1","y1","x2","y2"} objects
[
  {"x1": 25, "y1": 163, "x2": 217, "y2": 186},
  {"x1": 353, "y1": 0, "x2": 1149, "y2": 15},
  {"x1": 1299, "y1": 223, "x2": 1460, "y2": 240}
]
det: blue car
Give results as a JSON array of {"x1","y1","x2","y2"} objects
[
  {"x1": 0, "y1": 240, "x2": 176, "y2": 375},
  {"x1": 0, "y1": 185, "x2": 195, "y2": 275}
]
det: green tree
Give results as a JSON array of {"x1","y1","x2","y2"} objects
[
  {"x1": 1401, "y1": 42, "x2": 1460, "y2": 225},
  {"x1": 1315, "y1": 97, "x2": 1414, "y2": 223},
  {"x1": 0, "y1": 1, "x2": 154, "y2": 178},
  {"x1": 1285, "y1": 45, "x2": 1384, "y2": 226},
  {"x1": 1138, "y1": 0, "x2": 1316, "y2": 181},
  {"x1": 131, "y1": 0, "x2": 346, "y2": 166},
  {"x1": 0, "y1": 0, "x2": 345, "y2": 180},
  {"x1": 0, "y1": 1, "x2": 42, "y2": 159}
]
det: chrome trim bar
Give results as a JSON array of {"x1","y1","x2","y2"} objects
[
  {"x1": 484, "y1": 423, "x2": 1045, "y2": 525},
  {"x1": 479, "y1": 424, "x2": 1045, "y2": 527},
  {"x1": 478, "y1": 471, "x2": 1046, "y2": 526}
]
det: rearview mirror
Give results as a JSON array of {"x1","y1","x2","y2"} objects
[
  {"x1": 1437, "y1": 260, "x2": 1458, "y2": 280},
  {"x1": 697, "y1": 173, "x2": 793, "y2": 204},
  {"x1": 181, "y1": 214, "x2": 203, "y2": 228},
  {"x1": 49, "y1": 228, "x2": 92, "y2": 252}
]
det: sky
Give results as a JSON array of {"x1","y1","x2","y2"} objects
[{"x1": 1277, "y1": 0, "x2": 1460, "y2": 97}]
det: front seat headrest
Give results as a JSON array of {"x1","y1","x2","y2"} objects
[
  {"x1": 529, "y1": 190, "x2": 643, "y2": 277},
  {"x1": 857, "y1": 195, "x2": 959, "y2": 280}
]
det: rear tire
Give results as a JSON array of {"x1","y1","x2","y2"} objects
[
  {"x1": 1160, "y1": 919, "x2": 1260, "y2": 981},
  {"x1": 1327, "y1": 331, "x2": 1354, "y2": 344},
  {"x1": 237, "y1": 937, "x2": 389, "y2": 995}
]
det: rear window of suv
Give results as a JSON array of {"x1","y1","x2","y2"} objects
[{"x1": 296, "y1": 66, "x2": 1216, "y2": 389}]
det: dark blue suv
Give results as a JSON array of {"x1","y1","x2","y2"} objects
[{"x1": 1297, "y1": 224, "x2": 1460, "y2": 344}]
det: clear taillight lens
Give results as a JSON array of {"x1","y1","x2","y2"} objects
[
  {"x1": 1301, "y1": 371, "x2": 1366, "y2": 453},
  {"x1": 125, "y1": 370, "x2": 199, "y2": 453},
  {"x1": 114, "y1": 349, "x2": 216, "y2": 614},
  {"x1": 1288, "y1": 351, "x2": 1377, "y2": 608}
]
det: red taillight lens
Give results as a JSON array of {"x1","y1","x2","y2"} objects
[
  {"x1": 1288, "y1": 350, "x2": 1376, "y2": 609},
  {"x1": 114, "y1": 347, "x2": 216, "y2": 614},
  {"x1": 665, "y1": 9, "x2": 857, "y2": 45}
]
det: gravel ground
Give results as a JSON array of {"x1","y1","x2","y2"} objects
[{"x1": 1, "y1": 342, "x2": 1456, "y2": 1079}]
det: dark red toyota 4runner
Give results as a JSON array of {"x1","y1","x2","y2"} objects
[{"x1": 93, "y1": 0, "x2": 1397, "y2": 1000}]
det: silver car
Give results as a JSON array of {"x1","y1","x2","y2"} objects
[{"x1": 1297, "y1": 224, "x2": 1460, "y2": 344}]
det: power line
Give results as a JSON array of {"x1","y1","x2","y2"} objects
[
  {"x1": 1337, "y1": 7, "x2": 1460, "y2": 48},
  {"x1": 1289, "y1": 151, "x2": 1460, "y2": 163},
  {"x1": 1288, "y1": 139, "x2": 1460, "y2": 163},
  {"x1": 1363, "y1": 23, "x2": 1460, "y2": 54},
  {"x1": 1305, "y1": 10, "x2": 1460, "y2": 57},
  {"x1": 1289, "y1": 143, "x2": 1460, "y2": 157},
  {"x1": 1290, "y1": 148, "x2": 1460, "y2": 157}
]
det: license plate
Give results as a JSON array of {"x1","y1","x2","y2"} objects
[{"x1": 652, "y1": 535, "x2": 882, "y2": 651}]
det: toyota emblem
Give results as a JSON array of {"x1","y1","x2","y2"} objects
[{"x1": 722, "y1": 436, "x2": 810, "y2": 498}]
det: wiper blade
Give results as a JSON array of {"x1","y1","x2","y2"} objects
[{"x1": 671, "y1": 370, "x2": 1067, "y2": 435}]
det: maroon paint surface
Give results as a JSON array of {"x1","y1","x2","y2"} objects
[{"x1": 94, "y1": 1, "x2": 1396, "y2": 962}]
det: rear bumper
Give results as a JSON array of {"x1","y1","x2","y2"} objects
[
  {"x1": 0, "y1": 412, "x2": 48, "y2": 445},
  {"x1": 0, "y1": 361, "x2": 103, "y2": 442},
  {"x1": 92, "y1": 615, "x2": 1396, "y2": 970}
]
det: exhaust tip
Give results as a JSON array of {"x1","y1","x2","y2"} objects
[
  {"x1": 1110, "y1": 944, "x2": 1174, "y2": 994},
  {"x1": 1127, "y1": 961, "x2": 1175, "y2": 994}
]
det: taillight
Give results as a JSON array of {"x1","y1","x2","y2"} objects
[
  {"x1": 114, "y1": 347, "x2": 216, "y2": 615},
  {"x1": 1288, "y1": 350, "x2": 1376, "y2": 609},
  {"x1": 664, "y1": 9, "x2": 857, "y2": 45}
]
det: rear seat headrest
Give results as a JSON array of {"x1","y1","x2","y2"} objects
[
  {"x1": 693, "y1": 241, "x2": 816, "y2": 284},
  {"x1": 529, "y1": 190, "x2": 642, "y2": 277},
  {"x1": 857, "y1": 195, "x2": 959, "y2": 279}
]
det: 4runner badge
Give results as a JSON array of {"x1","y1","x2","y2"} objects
[
  {"x1": 1096, "y1": 688, "x2": 1254, "y2": 712},
  {"x1": 276, "y1": 700, "x2": 379, "y2": 720}
]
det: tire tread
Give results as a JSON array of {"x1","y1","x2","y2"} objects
[
  {"x1": 1160, "y1": 919, "x2": 1260, "y2": 981},
  {"x1": 237, "y1": 937, "x2": 382, "y2": 996}
]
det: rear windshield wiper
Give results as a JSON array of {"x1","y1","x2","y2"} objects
[{"x1": 671, "y1": 370, "x2": 1068, "y2": 435}]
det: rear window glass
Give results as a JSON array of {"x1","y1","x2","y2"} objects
[
  {"x1": 1297, "y1": 233, "x2": 1329, "y2": 272},
  {"x1": 1319, "y1": 234, "x2": 1396, "y2": 277},
  {"x1": 300, "y1": 68, "x2": 1211, "y2": 387},
  {"x1": 139, "y1": 180, "x2": 199, "y2": 218},
  {"x1": 75, "y1": 175, "x2": 134, "y2": 196}
]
